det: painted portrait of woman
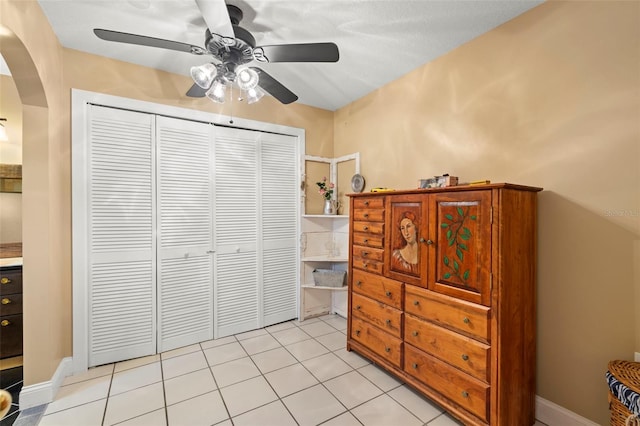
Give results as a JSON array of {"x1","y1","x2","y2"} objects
[{"x1": 390, "y1": 211, "x2": 419, "y2": 275}]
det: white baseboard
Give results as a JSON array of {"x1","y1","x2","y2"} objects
[
  {"x1": 635, "y1": 352, "x2": 640, "y2": 362},
  {"x1": 536, "y1": 396, "x2": 600, "y2": 426},
  {"x1": 19, "y1": 357, "x2": 73, "y2": 410}
]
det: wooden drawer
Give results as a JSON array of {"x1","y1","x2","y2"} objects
[
  {"x1": 352, "y1": 293, "x2": 402, "y2": 338},
  {"x1": 352, "y1": 245, "x2": 384, "y2": 262},
  {"x1": 353, "y1": 232, "x2": 384, "y2": 248},
  {"x1": 0, "y1": 314, "x2": 23, "y2": 359},
  {"x1": 0, "y1": 293, "x2": 22, "y2": 316},
  {"x1": 404, "y1": 344, "x2": 490, "y2": 422},
  {"x1": 352, "y1": 221, "x2": 384, "y2": 235},
  {"x1": 352, "y1": 269, "x2": 403, "y2": 309},
  {"x1": 0, "y1": 267, "x2": 22, "y2": 296},
  {"x1": 351, "y1": 316, "x2": 402, "y2": 368},
  {"x1": 405, "y1": 286, "x2": 490, "y2": 343},
  {"x1": 354, "y1": 198, "x2": 384, "y2": 209},
  {"x1": 353, "y1": 209, "x2": 385, "y2": 222},
  {"x1": 353, "y1": 257, "x2": 384, "y2": 275},
  {"x1": 404, "y1": 313, "x2": 490, "y2": 382}
]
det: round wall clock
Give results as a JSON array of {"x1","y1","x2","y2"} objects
[{"x1": 351, "y1": 174, "x2": 365, "y2": 192}]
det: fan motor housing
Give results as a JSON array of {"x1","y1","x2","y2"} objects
[{"x1": 205, "y1": 26, "x2": 255, "y2": 66}]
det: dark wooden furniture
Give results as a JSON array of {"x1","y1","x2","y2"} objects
[
  {"x1": 0, "y1": 266, "x2": 23, "y2": 359},
  {"x1": 347, "y1": 183, "x2": 541, "y2": 426}
]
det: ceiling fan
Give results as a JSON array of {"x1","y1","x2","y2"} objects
[{"x1": 94, "y1": 0, "x2": 339, "y2": 105}]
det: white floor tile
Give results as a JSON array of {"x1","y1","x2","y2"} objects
[
  {"x1": 45, "y1": 375, "x2": 111, "y2": 415},
  {"x1": 333, "y1": 347, "x2": 371, "y2": 369},
  {"x1": 103, "y1": 382, "x2": 165, "y2": 426},
  {"x1": 387, "y1": 385, "x2": 444, "y2": 423},
  {"x1": 218, "y1": 376, "x2": 278, "y2": 417},
  {"x1": 250, "y1": 347, "x2": 299, "y2": 374},
  {"x1": 282, "y1": 384, "x2": 346, "y2": 426},
  {"x1": 298, "y1": 321, "x2": 338, "y2": 337},
  {"x1": 264, "y1": 363, "x2": 319, "y2": 397},
  {"x1": 211, "y1": 356, "x2": 261, "y2": 388},
  {"x1": 117, "y1": 408, "x2": 167, "y2": 426},
  {"x1": 271, "y1": 327, "x2": 312, "y2": 346},
  {"x1": 315, "y1": 331, "x2": 347, "y2": 351},
  {"x1": 61, "y1": 364, "x2": 114, "y2": 386},
  {"x1": 161, "y1": 343, "x2": 202, "y2": 360},
  {"x1": 324, "y1": 370, "x2": 383, "y2": 409},
  {"x1": 265, "y1": 321, "x2": 296, "y2": 333},
  {"x1": 427, "y1": 412, "x2": 464, "y2": 425},
  {"x1": 200, "y1": 335, "x2": 237, "y2": 350},
  {"x1": 238, "y1": 333, "x2": 282, "y2": 355},
  {"x1": 301, "y1": 352, "x2": 353, "y2": 382},
  {"x1": 322, "y1": 316, "x2": 348, "y2": 331},
  {"x1": 292, "y1": 317, "x2": 321, "y2": 326},
  {"x1": 110, "y1": 362, "x2": 162, "y2": 396},
  {"x1": 203, "y1": 342, "x2": 248, "y2": 366},
  {"x1": 232, "y1": 400, "x2": 297, "y2": 426},
  {"x1": 285, "y1": 339, "x2": 329, "y2": 362},
  {"x1": 114, "y1": 354, "x2": 160, "y2": 373},
  {"x1": 357, "y1": 364, "x2": 402, "y2": 392},
  {"x1": 39, "y1": 398, "x2": 105, "y2": 426},
  {"x1": 235, "y1": 328, "x2": 268, "y2": 341},
  {"x1": 164, "y1": 368, "x2": 217, "y2": 406},
  {"x1": 351, "y1": 394, "x2": 423, "y2": 426},
  {"x1": 167, "y1": 390, "x2": 229, "y2": 426},
  {"x1": 162, "y1": 350, "x2": 209, "y2": 380},
  {"x1": 321, "y1": 411, "x2": 362, "y2": 426}
]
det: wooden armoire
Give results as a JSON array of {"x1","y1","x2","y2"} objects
[{"x1": 347, "y1": 183, "x2": 542, "y2": 426}]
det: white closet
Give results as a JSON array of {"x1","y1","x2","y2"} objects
[{"x1": 77, "y1": 103, "x2": 299, "y2": 367}]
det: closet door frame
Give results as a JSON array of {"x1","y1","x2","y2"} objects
[{"x1": 72, "y1": 89, "x2": 305, "y2": 374}]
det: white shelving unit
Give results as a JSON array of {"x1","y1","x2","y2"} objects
[{"x1": 299, "y1": 152, "x2": 359, "y2": 321}]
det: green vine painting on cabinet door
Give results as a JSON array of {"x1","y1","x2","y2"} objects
[{"x1": 441, "y1": 206, "x2": 476, "y2": 286}]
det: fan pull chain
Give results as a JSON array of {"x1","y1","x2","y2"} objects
[{"x1": 229, "y1": 84, "x2": 234, "y2": 124}]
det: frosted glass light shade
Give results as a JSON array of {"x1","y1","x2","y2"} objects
[
  {"x1": 206, "y1": 80, "x2": 227, "y2": 103},
  {"x1": 236, "y1": 67, "x2": 259, "y2": 90},
  {"x1": 190, "y1": 63, "x2": 217, "y2": 89},
  {"x1": 246, "y1": 87, "x2": 265, "y2": 104}
]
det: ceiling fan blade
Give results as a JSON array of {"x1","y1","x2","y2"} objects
[
  {"x1": 186, "y1": 83, "x2": 207, "y2": 98},
  {"x1": 252, "y1": 67, "x2": 298, "y2": 105},
  {"x1": 253, "y1": 43, "x2": 339, "y2": 63},
  {"x1": 94, "y1": 29, "x2": 206, "y2": 55},
  {"x1": 195, "y1": 0, "x2": 234, "y2": 39}
]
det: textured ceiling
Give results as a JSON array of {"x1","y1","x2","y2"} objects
[{"x1": 35, "y1": 0, "x2": 543, "y2": 111}]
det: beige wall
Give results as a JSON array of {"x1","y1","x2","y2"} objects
[
  {"x1": 334, "y1": 1, "x2": 639, "y2": 424},
  {"x1": 3, "y1": 0, "x2": 639, "y2": 424}
]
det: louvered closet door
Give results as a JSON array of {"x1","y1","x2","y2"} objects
[
  {"x1": 87, "y1": 105, "x2": 156, "y2": 367},
  {"x1": 157, "y1": 117, "x2": 214, "y2": 352},
  {"x1": 214, "y1": 127, "x2": 299, "y2": 337}
]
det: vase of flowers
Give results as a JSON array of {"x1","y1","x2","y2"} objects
[{"x1": 316, "y1": 177, "x2": 337, "y2": 214}]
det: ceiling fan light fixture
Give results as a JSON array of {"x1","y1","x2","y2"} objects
[
  {"x1": 246, "y1": 86, "x2": 265, "y2": 104},
  {"x1": 206, "y1": 80, "x2": 227, "y2": 103},
  {"x1": 191, "y1": 63, "x2": 217, "y2": 89},
  {"x1": 236, "y1": 67, "x2": 259, "y2": 90}
]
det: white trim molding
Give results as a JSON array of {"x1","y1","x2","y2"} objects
[
  {"x1": 536, "y1": 396, "x2": 601, "y2": 426},
  {"x1": 635, "y1": 352, "x2": 640, "y2": 362},
  {"x1": 19, "y1": 357, "x2": 72, "y2": 410}
]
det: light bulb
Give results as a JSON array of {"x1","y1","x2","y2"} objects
[
  {"x1": 236, "y1": 67, "x2": 259, "y2": 90},
  {"x1": 246, "y1": 86, "x2": 265, "y2": 104},
  {"x1": 190, "y1": 63, "x2": 217, "y2": 89},
  {"x1": 206, "y1": 80, "x2": 227, "y2": 104}
]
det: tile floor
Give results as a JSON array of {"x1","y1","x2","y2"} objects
[
  {"x1": 13, "y1": 315, "x2": 548, "y2": 426},
  {"x1": 0, "y1": 366, "x2": 22, "y2": 426}
]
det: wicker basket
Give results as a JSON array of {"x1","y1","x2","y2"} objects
[{"x1": 608, "y1": 360, "x2": 640, "y2": 426}]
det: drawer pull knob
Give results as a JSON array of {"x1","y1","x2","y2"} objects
[
  {"x1": 364, "y1": 213, "x2": 369, "y2": 218},
  {"x1": 355, "y1": 305, "x2": 361, "y2": 310},
  {"x1": 363, "y1": 239, "x2": 369, "y2": 243},
  {"x1": 362, "y1": 251, "x2": 369, "y2": 257},
  {"x1": 426, "y1": 239, "x2": 434, "y2": 245},
  {"x1": 356, "y1": 281, "x2": 362, "y2": 287},
  {"x1": 385, "y1": 319, "x2": 391, "y2": 325},
  {"x1": 462, "y1": 354, "x2": 469, "y2": 361},
  {"x1": 364, "y1": 201, "x2": 369, "y2": 206},
  {"x1": 461, "y1": 391, "x2": 469, "y2": 399},
  {"x1": 0, "y1": 277, "x2": 11, "y2": 284},
  {"x1": 385, "y1": 291, "x2": 392, "y2": 297},
  {"x1": 384, "y1": 347, "x2": 391, "y2": 353},
  {"x1": 363, "y1": 226, "x2": 369, "y2": 231},
  {"x1": 412, "y1": 363, "x2": 418, "y2": 369},
  {"x1": 413, "y1": 300, "x2": 420, "y2": 306},
  {"x1": 412, "y1": 331, "x2": 418, "y2": 337},
  {"x1": 1, "y1": 320, "x2": 10, "y2": 327},
  {"x1": 463, "y1": 317, "x2": 470, "y2": 324},
  {"x1": 355, "y1": 330, "x2": 361, "y2": 336},
  {"x1": 1, "y1": 298, "x2": 11, "y2": 305},
  {"x1": 363, "y1": 263, "x2": 368, "y2": 268}
]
